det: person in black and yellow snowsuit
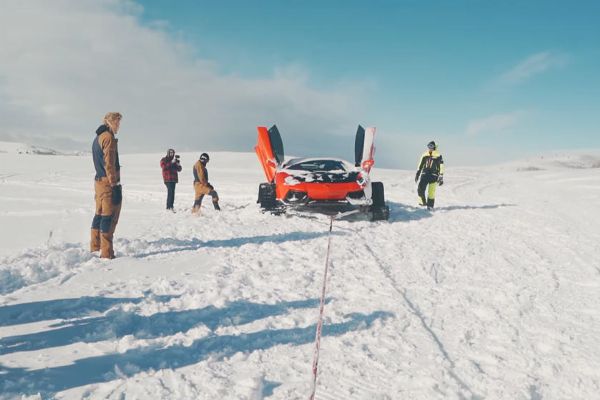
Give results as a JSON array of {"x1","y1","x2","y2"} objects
[
  {"x1": 192, "y1": 153, "x2": 220, "y2": 214},
  {"x1": 415, "y1": 141, "x2": 444, "y2": 210},
  {"x1": 90, "y1": 112, "x2": 123, "y2": 259}
]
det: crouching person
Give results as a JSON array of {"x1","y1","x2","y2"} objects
[
  {"x1": 91, "y1": 112, "x2": 123, "y2": 259},
  {"x1": 192, "y1": 152, "x2": 220, "y2": 214}
]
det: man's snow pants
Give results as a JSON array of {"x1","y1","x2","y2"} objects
[
  {"x1": 165, "y1": 181, "x2": 176, "y2": 210},
  {"x1": 192, "y1": 182, "x2": 219, "y2": 214},
  {"x1": 418, "y1": 174, "x2": 438, "y2": 208},
  {"x1": 91, "y1": 178, "x2": 121, "y2": 258}
]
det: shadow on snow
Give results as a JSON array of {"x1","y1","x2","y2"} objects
[
  {"x1": 387, "y1": 201, "x2": 516, "y2": 223},
  {"x1": 0, "y1": 307, "x2": 392, "y2": 397},
  {"x1": 0, "y1": 293, "x2": 178, "y2": 327},
  {"x1": 132, "y1": 230, "x2": 345, "y2": 258},
  {"x1": 0, "y1": 298, "x2": 324, "y2": 356}
]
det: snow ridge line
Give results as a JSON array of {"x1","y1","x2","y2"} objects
[{"x1": 362, "y1": 243, "x2": 481, "y2": 399}]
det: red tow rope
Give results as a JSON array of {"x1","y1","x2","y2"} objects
[{"x1": 309, "y1": 216, "x2": 334, "y2": 400}]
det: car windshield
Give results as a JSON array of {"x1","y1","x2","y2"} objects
[{"x1": 286, "y1": 160, "x2": 347, "y2": 172}]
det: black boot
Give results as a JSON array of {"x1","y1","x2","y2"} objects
[
  {"x1": 192, "y1": 195, "x2": 204, "y2": 214},
  {"x1": 426, "y1": 198, "x2": 435, "y2": 210}
]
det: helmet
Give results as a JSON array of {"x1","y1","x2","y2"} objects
[
  {"x1": 199, "y1": 153, "x2": 209, "y2": 162},
  {"x1": 427, "y1": 141, "x2": 437, "y2": 150}
]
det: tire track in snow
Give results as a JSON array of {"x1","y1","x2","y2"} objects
[
  {"x1": 448, "y1": 175, "x2": 478, "y2": 195},
  {"x1": 361, "y1": 242, "x2": 482, "y2": 400},
  {"x1": 316, "y1": 362, "x2": 400, "y2": 400}
]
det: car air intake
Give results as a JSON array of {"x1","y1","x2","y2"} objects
[
  {"x1": 347, "y1": 190, "x2": 365, "y2": 200},
  {"x1": 285, "y1": 190, "x2": 309, "y2": 203}
]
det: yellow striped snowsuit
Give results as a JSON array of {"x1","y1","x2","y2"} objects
[{"x1": 416, "y1": 150, "x2": 444, "y2": 208}]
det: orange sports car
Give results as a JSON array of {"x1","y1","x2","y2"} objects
[{"x1": 254, "y1": 125, "x2": 389, "y2": 220}]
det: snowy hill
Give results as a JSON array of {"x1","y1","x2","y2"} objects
[
  {"x1": 0, "y1": 141, "x2": 64, "y2": 155},
  {"x1": 510, "y1": 150, "x2": 600, "y2": 171},
  {"x1": 0, "y1": 141, "x2": 87, "y2": 156},
  {"x1": 0, "y1": 151, "x2": 599, "y2": 399}
]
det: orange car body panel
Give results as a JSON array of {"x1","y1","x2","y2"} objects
[
  {"x1": 255, "y1": 126, "x2": 278, "y2": 182},
  {"x1": 274, "y1": 172, "x2": 362, "y2": 201}
]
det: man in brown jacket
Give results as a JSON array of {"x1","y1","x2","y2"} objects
[
  {"x1": 90, "y1": 112, "x2": 123, "y2": 259},
  {"x1": 192, "y1": 152, "x2": 220, "y2": 214}
]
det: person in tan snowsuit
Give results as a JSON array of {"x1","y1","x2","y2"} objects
[
  {"x1": 90, "y1": 112, "x2": 123, "y2": 258},
  {"x1": 192, "y1": 153, "x2": 220, "y2": 214}
]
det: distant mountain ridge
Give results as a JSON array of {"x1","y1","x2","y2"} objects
[
  {"x1": 0, "y1": 141, "x2": 84, "y2": 156},
  {"x1": 514, "y1": 151, "x2": 600, "y2": 170}
]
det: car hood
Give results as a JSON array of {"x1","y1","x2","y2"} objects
[{"x1": 280, "y1": 168, "x2": 359, "y2": 184}]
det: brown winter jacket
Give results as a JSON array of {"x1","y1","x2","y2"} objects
[
  {"x1": 193, "y1": 160, "x2": 209, "y2": 185},
  {"x1": 93, "y1": 125, "x2": 120, "y2": 186}
]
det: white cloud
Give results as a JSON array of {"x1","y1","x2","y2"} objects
[
  {"x1": 466, "y1": 111, "x2": 524, "y2": 136},
  {"x1": 0, "y1": 0, "x2": 366, "y2": 153},
  {"x1": 496, "y1": 51, "x2": 568, "y2": 87}
]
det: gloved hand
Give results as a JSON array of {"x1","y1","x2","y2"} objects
[
  {"x1": 437, "y1": 175, "x2": 444, "y2": 186},
  {"x1": 414, "y1": 171, "x2": 420, "y2": 183},
  {"x1": 111, "y1": 184, "x2": 122, "y2": 205}
]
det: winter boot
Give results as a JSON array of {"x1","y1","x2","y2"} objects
[
  {"x1": 90, "y1": 214, "x2": 102, "y2": 251},
  {"x1": 426, "y1": 198, "x2": 435, "y2": 210},
  {"x1": 90, "y1": 228, "x2": 101, "y2": 252},
  {"x1": 100, "y1": 232, "x2": 115, "y2": 259},
  {"x1": 192, "y1": 195, "x2": 204, "y2": 214}
]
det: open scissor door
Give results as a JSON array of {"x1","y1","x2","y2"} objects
[{"x1": 255, "y1": 125, "x2": 285, "y2": 182}]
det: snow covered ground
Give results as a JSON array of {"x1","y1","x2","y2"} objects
[{"x1": 1, "y1": 149, "x2": 600, "y2": 399}]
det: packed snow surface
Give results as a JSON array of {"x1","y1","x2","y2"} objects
[{"x1": 1, "y1": 149, "x2": 599, "y2": 399}]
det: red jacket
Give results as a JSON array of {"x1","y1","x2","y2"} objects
[{"x1": 160, "y1": 157, "x2": 182, "y2": 183}]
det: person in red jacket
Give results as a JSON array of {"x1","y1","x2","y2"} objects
[{"x1": 160, "y1": 149, "x2": 182, "y2": 211}]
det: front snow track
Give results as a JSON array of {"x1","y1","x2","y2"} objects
[{"x1": 1, "y1": 151, "x2": 600, "y2": 399}]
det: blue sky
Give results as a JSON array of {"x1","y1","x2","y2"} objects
[
  {"x1": 1, "y1": 1, "x2": 598, "y2": 167},
  {"x1": 136, "y1": 0, "x2": 600, "y2": 164}
]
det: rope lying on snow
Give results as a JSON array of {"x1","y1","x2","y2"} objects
[
  {"x1": 309, "y1": 216, "x2": 334, "y2": 400},
  {"x1": 308, "y1": 209, "x2": 363, "y2": 399}
]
